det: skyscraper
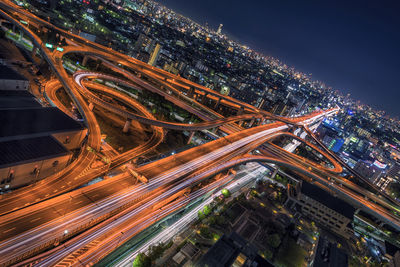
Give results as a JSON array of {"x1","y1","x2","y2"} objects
[{"x1": 217, "y1": 24, "x2": 223, "y2": 35}]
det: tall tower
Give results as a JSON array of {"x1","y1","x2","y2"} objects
[{"x1": 217, "y1": 24, "x2": 223, "y2": 35}]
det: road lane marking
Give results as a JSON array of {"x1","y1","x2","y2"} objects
[
  {"x1": 30, "y1": 217, "x2": 41, "y2": 223},
  {"x1": 3, "y1": 227, "x2": 16, "y2": 233}
]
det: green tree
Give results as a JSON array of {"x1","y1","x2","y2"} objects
[
  {"x1": 132, "y1": 253, "x2": 151, "y2": 267},
  {"x1": 267, "y1": 233, "x2": 281, "y2": 248},
  {"x1": 203, "y1": 205, "x2": 212, "y2": 216},
  {"x1": 221, "y1": 188, "x2": 231, "y2": 197},
  {"x1": 198, "y1": 210, "x2": 205, "y2": 220},
  {"x1": 263, "y1": 248, "x2": 273, "y2": 260},
  {"x1": 216, "y1": 215, "x2": 226, "y2": 225},
  {"x1": 200, "y1": 226, "x2": 212, "y2": 239},
  {"x1": 148, "y1": 243, "x2": 166, "y2": 261}
]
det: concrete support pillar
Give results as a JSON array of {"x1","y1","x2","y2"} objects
[
  {"x1": 271, "y1": 167, "x2": 279, "y2": 179},
  {"x1": 88, "y1": 102, "x2": 94, "y2": 111},
  {"x1": 237, "y1": 106, "x2": 244, "y2": 115},
  {"x1": 249, "y1": 118, "x2": 256, "y2": 127},
  {"x1": 214, "y1": 97, "x2": 221, "y2": 109},
  {"x1": 82, "y1": 55, "x2": 89, "y2": 67},
  {"x1": 188, "y1": 86, "x2": 195, "y2": 97},
  {"x1": 18, "y1": 30, "x2": 23, "y2": 41},
  {"x1": 32, "y1": 46, "x2": 39, "y2": 57},
  {"x1": 187, "y1": 131, "x2": 195, "y2": 145},
  {"x1": 201, "y1": 92, "x2": 208, "y2": 104},
  {"x1": 123, "y1": 119, "x2": 131, "y2": 133}
]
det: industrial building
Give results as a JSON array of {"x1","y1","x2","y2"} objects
[
  {"x1": 0, "y1": 93, "x2": 87, "y2": 191},
  {"x1": 0, "y1": 65, "x2": 29, "y2": 90}
]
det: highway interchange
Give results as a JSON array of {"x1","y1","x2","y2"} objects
[{"x1": 0, "y1": 1, "x2": 399, "y2": 266}]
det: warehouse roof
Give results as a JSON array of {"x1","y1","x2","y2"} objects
[
  {"x1": 0, "y1": 90, "x2": 41, "y2": 108},
  {"x1": 0, "y1": 136, "x2": 69, "y2": 168},
  {"x1": 0, "y1": 65, "x2": 28, "y2": 81},
  {"x1": 0, "y1": 107, "x2": 84, "y2": 141}
]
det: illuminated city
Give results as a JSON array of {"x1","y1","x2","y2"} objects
[{"x1": 0, "y1": 0, "x2": 399, "y2": 266}]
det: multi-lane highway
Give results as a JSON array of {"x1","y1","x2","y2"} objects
[{"x1": 0, "y1": 1, "x2": 398, "y2": 266}]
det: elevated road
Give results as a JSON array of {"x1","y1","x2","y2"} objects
[
  {"x1": 2, "y1": 2, "x2": 398, "y2": 266},
  {"x1": 0, "y1": 111, "x2": 336, "y2": 265},
  {"x1": 74, "y1": 71, "x2": 266, "y2": 131}
]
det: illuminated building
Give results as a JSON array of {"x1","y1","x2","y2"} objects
[
  {"x1": 216, "y1": 23, "x2": 223, "y2": 35},
  {"x1": 287, "y1": 181, "x2": 355, "y2": 239},
  {"x1": 148, "y1": 43, "x2": 162, "y2": 66}
]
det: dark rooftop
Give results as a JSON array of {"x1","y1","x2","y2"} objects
[
  {"x1": 197, "y1": 232, "x2": 273, "y2": 267},
  {"x1": 385, "y1": 241, "x2": 400, "y2": 257},
  {"x1": 0, "y1": 136, "x2": 69, "y2": 168},
  {"x1": 314, "y1": 237, "x2": 348, "y2": 267},
  {"x1": 0, "y1": 107, "x2": 84, "y2": 141},
  {"x1": 301, "y1": 181, "x2": 356, "y2": 219},
  {"x1": 0, "y1": 90, "x2": 41, "y2": 109},
  {"x1": 0, "y1": 65, "x2": 28, "y2": 81}
]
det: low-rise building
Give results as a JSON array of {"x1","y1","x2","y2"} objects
[
  {"x1": 196, "y1": 232, "x2": 272, "y2": 267},
  {"x1": 0, "y1": 65, "x2": 29, "y2": 90},
  {"x1": 313, "y1": 237, "x2": 348, "y2": 267},
  {"x1": 287, "y1": 181, "x2": 355, "y2": 239}
]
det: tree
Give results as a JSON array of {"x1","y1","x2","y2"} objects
[
  {"x1": 132, "y1": 253, "x2": 151, "y2": 267},
  {"x1": 216, "y1": 215, "x2": 226, "y2": 225},
  {"x1": 203, "y1": 205, "x2": 211, "y2": 216},
  {"x1": 263, "y1": 248, "x2": 273, "y2": 260},
  {"x1": 197, "y1": 210, "x2": 205, "y2": 220},
  {"x1": 221, "y1": 188, "x2": 231, "y2": 197},
  {"x1": 149, "y1": 243, "x2": 166, "y2": 261},
  {"x1": 200, "y1": 226, "x2": 212, "y2": 239},
  {"x1": 267, "y1": 233, "x2": 281, "y2": 248}
]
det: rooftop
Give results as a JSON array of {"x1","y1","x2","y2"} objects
[
  {"x1": 0, "y1": 107, "x2": 84, "y2": 141},
  {"x1": 301, "y1": 181, "x2": 356, "y2": 219},
  {"x1": 314, "y1": 237, "x2": 348, "y2": 267},
  {"x1": 0, "y1": 90, "x2": 41, "y2": 109},
  {"x1": 0, "y1": 136, "x2": 69, "y2": 168},
  {"x1": 0, "y1": 65, "x2": 28, "y2": 81},
  {"x1": 197, "y1": 232, "x2": 273, "y2": 267}
]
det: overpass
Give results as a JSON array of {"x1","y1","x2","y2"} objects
[{"x1": 0, "y1": 2, "x2": 398, "y2": 266}]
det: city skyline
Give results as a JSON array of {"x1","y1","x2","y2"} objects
[{"x1": 158, "y1": 0, "x2": 400, "y2": 118}]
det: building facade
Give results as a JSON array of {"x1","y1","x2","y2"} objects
[{"x1": 287, "y1": 181, "x2": 355, "y2": 239}]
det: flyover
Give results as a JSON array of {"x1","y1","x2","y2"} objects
[{"x1": 0, "y1": 2, "x2": 398, "y2": 266}]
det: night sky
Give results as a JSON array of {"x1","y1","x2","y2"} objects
[{"x1": 157, "y1": 0, "x2": 400, "y2": 118}]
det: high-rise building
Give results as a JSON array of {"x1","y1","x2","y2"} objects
[
  {"x1": 148, "y1": 43, "x2": 161, "y2": 66},
  {"x1": 216, "y1": 24, "x2": 223, "y2": 35}
]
